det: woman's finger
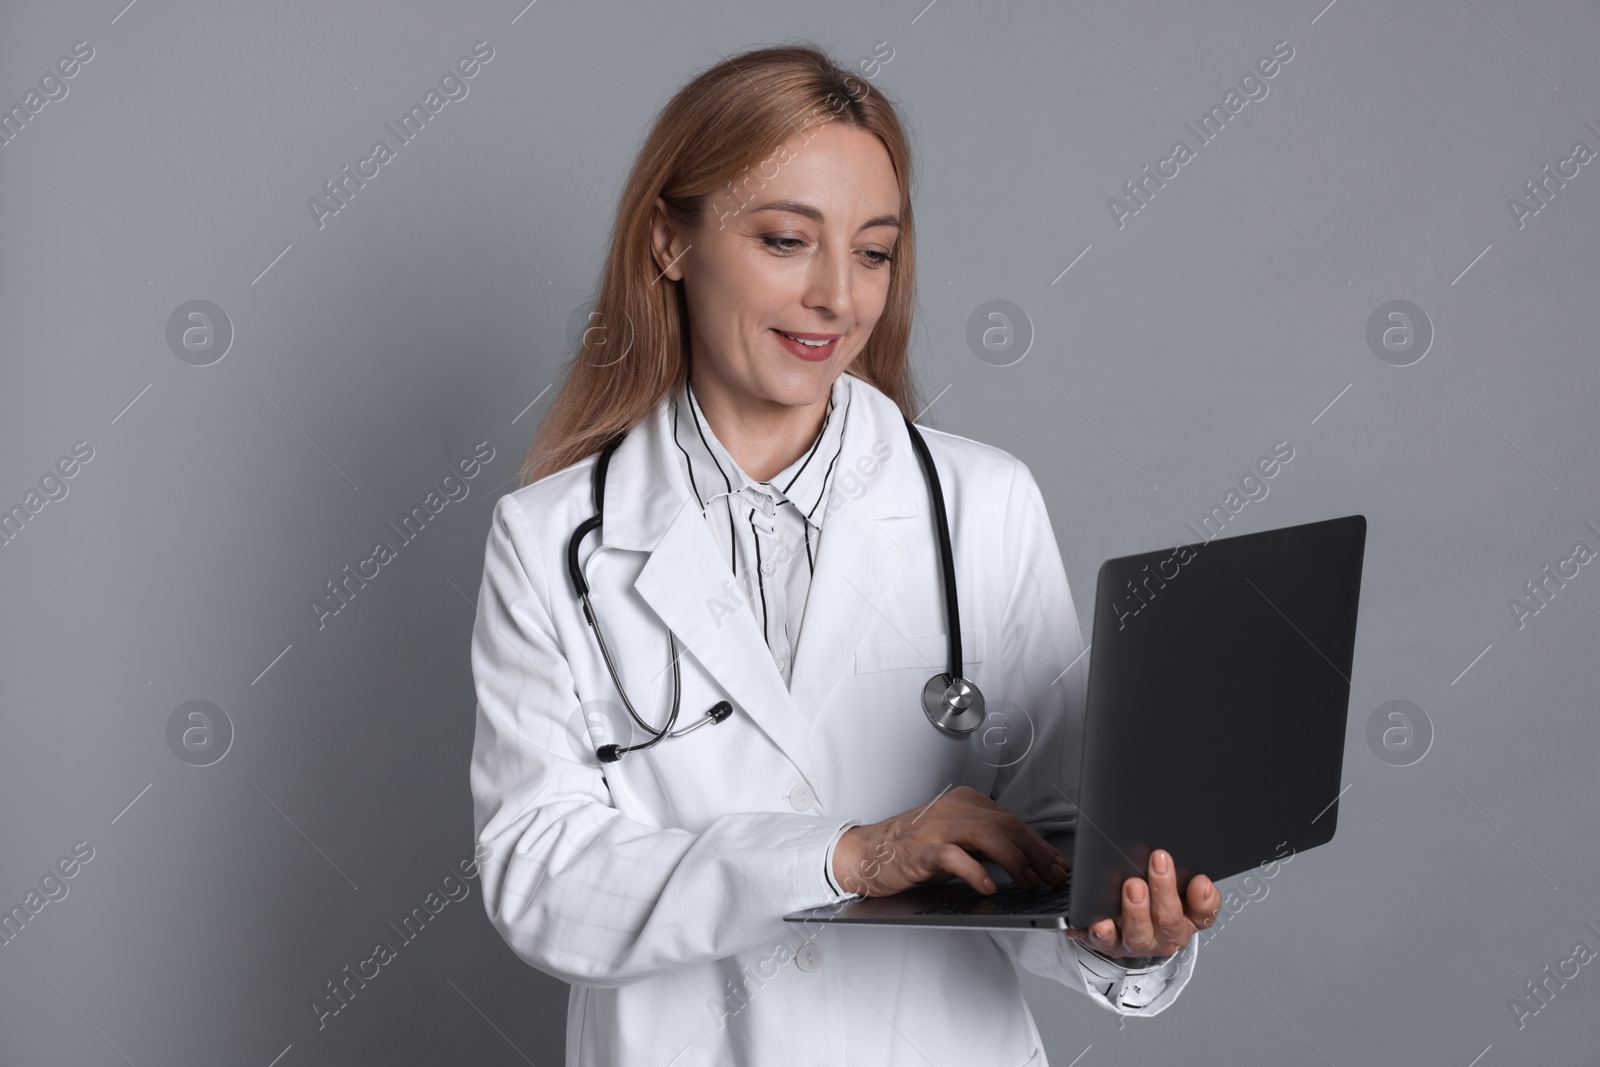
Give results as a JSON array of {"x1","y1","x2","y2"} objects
[
  {"x1": 977, "y1": 809, "x2": 1067, "y2": 887},
  {"x1": 1184, "y1": 873, "x2": 1220, "y2": 928},
  {"x1": 928, "y1": 807, "x2": 1047, "y2": 886},
  {"x1": 1007, "y1": 820, "x2": 1069, "y2": 886},
  {"x1": 959, "y1": 822, "x2": 1043, "y2": 890},
  {"x1": 936, "y1": 842, "x2": 998, "y2": 894},
  {"x1": 1146, "y1": 850, "x2": 1186, "y2": 943},
  {"x1": 1117, "y1": 877, "x2": 1155, "y2": 953},
  {"x1": 1075, "y1": 916, "x2": 1120, "y2": 951}
]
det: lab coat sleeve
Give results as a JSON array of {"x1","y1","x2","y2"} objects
[
  {"x1": 469, "y1": 493, "x2": 860, "y2": 988},
  {"x1": 982, "y1": 460, "x2": 1199, "y2": 1016},
  {"x1": 823, "y1": 818, "x2": 867, "y2": 898}
]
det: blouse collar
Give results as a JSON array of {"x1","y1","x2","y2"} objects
[{"x1": 670, "y1": 371, "x2": 855, "y2": 533}]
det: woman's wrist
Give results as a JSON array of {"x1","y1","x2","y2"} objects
[{"x1": 830, "y1": 826, "x2": 867, "y2": 895}]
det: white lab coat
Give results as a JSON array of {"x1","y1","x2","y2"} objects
[{"x1": 469, "y1": 371, "x2": 1197, "y2": 1066}]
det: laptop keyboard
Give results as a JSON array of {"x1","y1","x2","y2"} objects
[{"x1": 913, "y1": 871, "x2": 1073, "y2": 916}]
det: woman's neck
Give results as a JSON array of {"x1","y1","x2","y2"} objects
[{"x1": 688, "y1": 367, "x2": 834, "y2": 483}]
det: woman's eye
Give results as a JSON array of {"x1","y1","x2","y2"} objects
[{"x1": 760, "y1": 236, "x2": 893, "y2": 267}]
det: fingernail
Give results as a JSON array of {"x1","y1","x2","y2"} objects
[
  {"x1": 1050, "y1": 863, "x2": 1067, "y2": 883},
  {"x1": 1152, "y1": 851, "x2": 1169, "y2": 874},
  {"x1": 1128, "y1": 881, "x2": 1146, "y2": 903}
]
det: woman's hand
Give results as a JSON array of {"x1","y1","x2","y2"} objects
[
  {"x1": 830, "y1": 785, "x2": 1068, "y2": 898},
  {"x1": 1064, "y1": 848, "x2": 1219, "y2": 960}
]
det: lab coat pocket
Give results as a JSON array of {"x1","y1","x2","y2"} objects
[{"x1": 853, "y1": 629, "x2": 985, "y2": 674}]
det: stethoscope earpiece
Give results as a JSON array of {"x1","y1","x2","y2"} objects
[{"x1": 594, "y1": 701, "x2": 732, "y2": 764}]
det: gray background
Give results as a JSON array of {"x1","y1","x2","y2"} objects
[{"x1": 1, "y1": 0, "x2": 1596, "y2": 1064}]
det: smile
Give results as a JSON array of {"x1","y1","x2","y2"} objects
[{"x1": 773, "y1": 329, "x2": 839, "y2": 361}]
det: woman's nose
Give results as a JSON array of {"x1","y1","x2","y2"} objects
[{"x1": 802, "y1": 246, "x2": 854, "y2": 314}]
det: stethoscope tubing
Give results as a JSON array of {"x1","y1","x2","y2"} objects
[
  {"x1": 899, "y1": 412, "x2": 963, "y2": 678},
  {"x1": 564, "y1": 404, "x2": 980, "y2": 762}
]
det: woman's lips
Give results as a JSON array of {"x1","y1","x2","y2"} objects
[{"x1": 772, "y1": 329, "x2": 838, "y2": 362}]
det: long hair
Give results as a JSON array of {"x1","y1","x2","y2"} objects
[{"x1": 517, "y1": 42, "x2": 922, "y2": 486}]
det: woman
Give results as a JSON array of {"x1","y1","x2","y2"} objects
[{"x1": 469, "y1": 43, "x2": 1220, "y2": 1066}]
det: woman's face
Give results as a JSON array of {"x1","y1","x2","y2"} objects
[{"x1": 653, "y1": 120, "x2": 902, "y2": 413}]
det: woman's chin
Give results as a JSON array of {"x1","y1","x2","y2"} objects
[{"x1": 751, "y1": 368, "x2": 838, "y2": 408}]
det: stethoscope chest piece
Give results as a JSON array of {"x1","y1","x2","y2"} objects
[{"x1": 922, "y1": 673, "x2": 986, "y2": 737}]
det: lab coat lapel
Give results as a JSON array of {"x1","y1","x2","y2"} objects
[
  {"x1": 633, "y1": 501, "x2": 818, "y2": 779},
  {"x1": 785, "y1": 497, "x2": 907, "y2": 719},
  {"x1": 787, "y1": 377, "x2": 922, "y2": 725},
  {"x1": 603, "y1": 389, "x2": 817, "y2": 781}
]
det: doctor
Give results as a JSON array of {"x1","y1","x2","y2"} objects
[{"x1": 469, "y1": 44, "x2": 1220, "y2": 1067}]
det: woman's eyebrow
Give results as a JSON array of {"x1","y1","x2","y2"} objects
[{"x1": 746, "y1": 199, "x2": 900, "y2": 232}]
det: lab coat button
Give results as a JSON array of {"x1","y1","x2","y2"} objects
[
  {"x1": 787, "y1": 782, "x2": 814, "y2": 811},
  {"x1": 795, "y1": 942, "x2": 823, "y2": 972}
]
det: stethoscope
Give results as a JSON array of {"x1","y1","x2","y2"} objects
[{"x1": 567, "y1": 411, "x2": 985, "y2": 763}]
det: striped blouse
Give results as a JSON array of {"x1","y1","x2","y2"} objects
[{"x1": 669, "y1": 370, "x2": 853, "y2": 690}]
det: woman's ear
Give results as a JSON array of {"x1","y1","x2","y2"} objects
[{"x1": 650, "y1": 196, "x2": 688, "y2": 282}]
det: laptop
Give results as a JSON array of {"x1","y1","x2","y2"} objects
[{"x1": 784, "y1": 513, "x2": 1367, "y2": 931}]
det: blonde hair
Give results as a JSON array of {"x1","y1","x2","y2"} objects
[{"x1": 517, "y1": 42, "x2": 923, "y2": 486}]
